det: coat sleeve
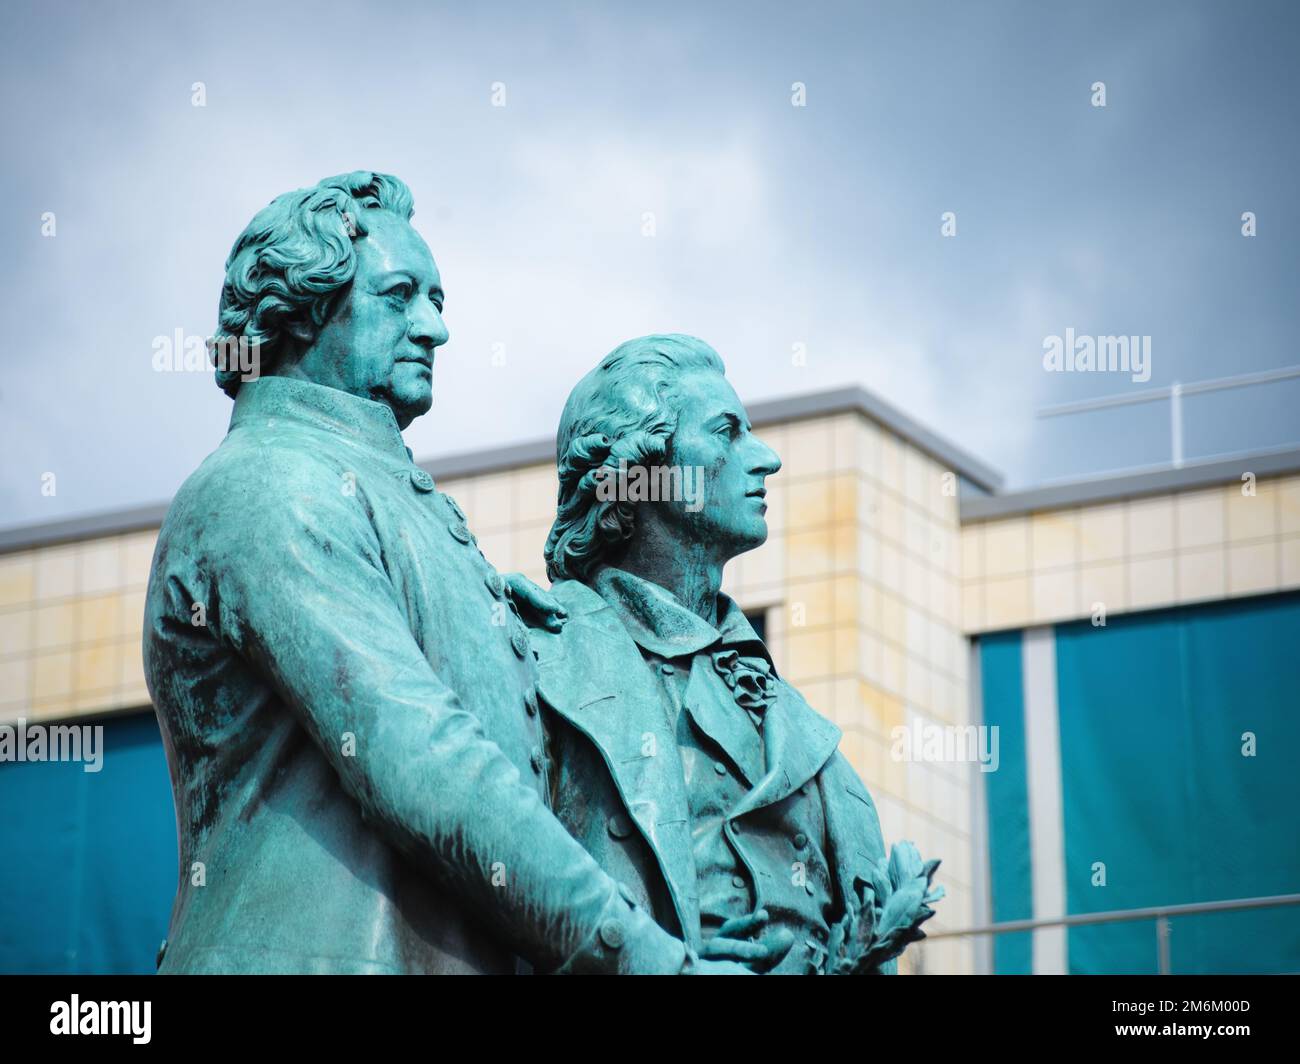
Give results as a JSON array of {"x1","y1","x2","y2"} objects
[{"x1": 179, "y1": 451, "x2": 687, "y2": 974}]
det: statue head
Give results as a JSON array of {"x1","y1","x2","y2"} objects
[
  {"x1": 544, "y1": 334, "x2": 782, "y2": 583},
  {"x1": 213, "y1": 171, "x2": 448, "y2": 429}
]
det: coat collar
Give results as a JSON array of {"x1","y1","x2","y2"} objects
[
  {"x1": 229, "y1": 376, "x2": 413, "y2": 465},
  {"x1": 590, "y1": 567, "x2": 768, "y2": 663},
  {"x1": 590, "y1": 566, "x2": 771, "y2": 786},
  {"x1": 589, "y1": 567, "x2": 842, "y2": 800}
]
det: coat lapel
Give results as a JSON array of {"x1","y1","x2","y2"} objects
[
  {"x1": 729, "y1": 680, "x2": 842, "y2": 819},
  {"x1": 533, "y1": 581, "x2": 701, "y2": 943},
  {"x1": 682, "y1": 655, "x2": 765, "y2": 787}
]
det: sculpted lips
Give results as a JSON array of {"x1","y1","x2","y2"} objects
[{"x1": 746, "y1": 486, "x2": 767, "y2": 510}]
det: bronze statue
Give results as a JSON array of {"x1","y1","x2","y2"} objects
[
  {"x1": 143, "y1": 174, "x2": 746, "y2": 974},
  {"x1": 532, "y1": 334, "x2": 943, "y2": 973}
]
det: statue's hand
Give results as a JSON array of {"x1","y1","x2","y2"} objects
[
  {"x1": 699, "y1": 909, "x2": 795, "y2": 972},
  {"x1": 504, "y1": 572, "x2": 568, "y2": 632}
]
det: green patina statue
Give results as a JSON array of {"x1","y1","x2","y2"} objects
[
  {"x1": 531, "y1": 335, "x2": 944, "y2": 974},
  {"x1": 143, "y1": 173, "x2": 746, "y2": 974},
  {"x1": 144, "y1": 171, "x2": 938, "y2": 976}
]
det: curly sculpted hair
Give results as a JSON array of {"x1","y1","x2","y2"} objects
[
  {"x1": 212, "y1": 171, "x2": 415, "y2": 397},
  {"x1": 543, "y1": 334, "x2": 725, "y2": 583}
]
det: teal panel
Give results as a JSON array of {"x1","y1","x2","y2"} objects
[
  {"x1": 0, "y1": 712, "x2": 176, "y2": 974},
  {"x1": 978, "y1": 632, "x2": 1033, "y2": 974},
  {"x1": 1055, "y1": 592, "x2": 1300, "y2": 974}
]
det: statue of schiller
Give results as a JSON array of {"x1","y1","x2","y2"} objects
[{"x1": 533, "y1": 335, "x2": 944, "y2": 973}]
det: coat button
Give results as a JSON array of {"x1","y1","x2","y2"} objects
[
  {"x1": 511, "y1": 625, "x2": 530, "y2": 659},
  {"x1": 529, "y1": 748, "x2": 546, "y2": 774},
  {"x1": 449, "y1": 522, "x2": 474, "y2": 544},
  {"x1": 659, "y1": 663, "x2": 675, "y2": 675},
  {"x1": 410, "y1": 468, "x2": 435, "y2": 492},
  {"x1": 598, "y1": 919, "x2": 625, "y2": 950},
  {"x1": 607, "y1": 813, "x2": 634, "y2": 840},
  {"x1": 524, "y1": 687, "x2": 539, "y2": 717},
  {"x1": 794, "y1": 832, "x2": 808, "y2": 849},
  {"x1": 486, "y1": 572, "x2": 506, "y2": 597},
  {"x1": 713, "y1": 761, "x2": 727, "y2": 776},
  {"x1": 732, "y1": 875, "x2": 746, "y2": 889}
]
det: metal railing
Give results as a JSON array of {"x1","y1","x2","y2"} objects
[
  {"x1": 1036, "y1": 364, "x2": 1300, "y2": 470},
  {"x1": 918, "y1": 892, "x2": 1300, "y2": 974}
]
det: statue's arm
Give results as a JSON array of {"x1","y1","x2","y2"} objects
[
  {"x1": 189, "y1": 460, "x2": 699, "y2": 974},
  {"x1": 820, "y1": 754, "x2": 940, "y2": 974}
]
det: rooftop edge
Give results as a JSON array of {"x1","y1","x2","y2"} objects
[
  {"x1": 960, "y1": 444, "x2": 1300, "y2": 522},
  {"x1": 0, "y1": 384, "x2": 1002, "y2": 555}
]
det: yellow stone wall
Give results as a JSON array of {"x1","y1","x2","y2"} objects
[
  {"x1": 0, "y1": 531, "x2": 155, "y2": 723},
  {"x1": 961, "y1": 475, "x2": 1300, "y2": 633}
]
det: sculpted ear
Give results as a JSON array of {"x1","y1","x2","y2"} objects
[{"x1": 285, "y1": 319, "x2": 316, "y2": 344}]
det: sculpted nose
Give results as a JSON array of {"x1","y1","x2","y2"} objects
[
  {"x1": 751, "y1": 437, "x2": 781, "y2": 477},
  {"x1": 409, "y1": 297, "x2": 449, "y2": 349}
]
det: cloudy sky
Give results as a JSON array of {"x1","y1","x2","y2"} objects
[{"x1": 3, "y1": 0, "x2": 1297, "y2": 531}]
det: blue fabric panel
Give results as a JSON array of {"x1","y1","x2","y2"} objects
[
  {"x1": 0, "y1": 712, "x2": 176, "y2": 974},
  {"x1": 1055, "y1": 592, "x2": 1300, "y2": 974},
  {"x1": 978, "y1": 631, "x2": 1033, "y2": 974}
]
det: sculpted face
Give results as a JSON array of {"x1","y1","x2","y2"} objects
[
  {"x1": 296, "y1": 212, "x2": 449, "y2": 429},
  {"x1": 656, "y1": 369, "x2": 782, "y2": 561}
]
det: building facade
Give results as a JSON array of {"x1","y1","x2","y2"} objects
[{"x1": 2, "y1": 386, "x2": 1297, "y2": 974}]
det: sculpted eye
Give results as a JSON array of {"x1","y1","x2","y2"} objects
[{"x1": 383, "y1": 282, "x2": 413, "y2": 301}]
